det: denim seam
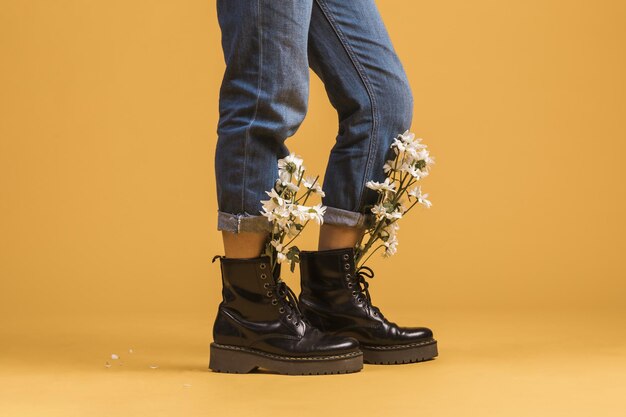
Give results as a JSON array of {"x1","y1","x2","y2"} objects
[
  {"x1": 314, "y1": 0, "x2": 380, "y2": 213},
  {"x1": 241, "y1": 0, "x2": 264, "y2": 213}
]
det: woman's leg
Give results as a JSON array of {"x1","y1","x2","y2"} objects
[
  {"x1": 307, "y1": 0, "x2": 414, "y2": 249},
  {"x1": 298, "y1": 0, "x2": 437, "y2": 365},
  {"x1": 210, "y1": 0, "x2": 363, "y2": 375},
  {"x1": 221, "y1": 231, "x2": 269, "y2": 258},
  {"x1": 215, "y1": 0, "x2": 314, "y2": 257},
  {"x1": 318, "y1": 224, "x2": 365, "y2": 251}
]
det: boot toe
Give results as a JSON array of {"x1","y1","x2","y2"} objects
[
  {"x1": 400, "y1": 326, "x2": 434, "y2": 341},
  {"x1": 330, "y1": 334, "x2": 360, "y2": 351}
]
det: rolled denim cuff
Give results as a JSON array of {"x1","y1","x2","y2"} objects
[
  {"x1": 323, "y1": 205, "x2": 375, "y2": 229},
  {"x1": 217, "y1": 211, "x2": 272, "y2": 233}
]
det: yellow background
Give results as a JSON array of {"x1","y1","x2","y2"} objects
[{"x1": 1, "y1": 1, "x2": 625, "y2": 416}]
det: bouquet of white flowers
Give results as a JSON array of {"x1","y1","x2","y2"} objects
[
  {"x1": 260, "y1": 153, "x2": 326, "y2": 275},
  {"x1": 354, "y1": 130, "x2": 435, "y2": 270}
]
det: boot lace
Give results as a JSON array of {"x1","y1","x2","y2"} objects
[
  {"x1": 351, "y1": 265, "x2": 384, "y2": 317},
  {"x1": 267, "y1": 278, "x2": 307, "y2": 326}
]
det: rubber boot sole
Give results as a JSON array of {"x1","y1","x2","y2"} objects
[
  {"x1": 361, "y1": 339, "x2": 438, "y2": 365},
  {"x1": 209, "y1": 343, "x2": 363, "y2": 375}
]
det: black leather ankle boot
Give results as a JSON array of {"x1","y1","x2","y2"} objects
[
  {"x1": 299, "y1": 247, "x2": 438, "y2": 364},
  {"x1": 209, "y1": 254, "x2": 362, "y2": 375}
]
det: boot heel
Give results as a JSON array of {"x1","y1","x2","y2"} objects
[{"x1": 209, "y1": 343, "x2": 258, "y2": 374}]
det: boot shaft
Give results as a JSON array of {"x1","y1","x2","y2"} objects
[
  {"x1": 217, "y1": 255, "x2": 281, "y2": 321},
  {"x1": 299, "y1": 247, "x2": 360, "y2": 309}
]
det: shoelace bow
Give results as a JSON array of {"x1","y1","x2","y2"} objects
[{"x1": 355, "y1": 265, "x2": 374, "y2": 304}]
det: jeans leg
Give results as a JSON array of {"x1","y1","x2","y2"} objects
[
  {"x1": 308, "y1": 0, "x2": 414, "y2": 228},
  {"x1": 215, "y1": 0, "x2": 314, "y2": 233}
]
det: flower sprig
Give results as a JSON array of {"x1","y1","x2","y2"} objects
[
  {"x1": 261, "y1": 153, "x2": 326, "y2": 274},
  {"x1": 354, "y1": 130, "x2": 435, "y2": 268}
]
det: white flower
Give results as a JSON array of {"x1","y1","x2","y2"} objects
[
  {"x1": 261, "y1": 153, "x2": 330, "y2": 270},
  {"x1": 275, "y1": 209, "x2": 292, "y2": 228},
  {"x1": 270, "y1": 240, "x2": 289, "y2": 263},
  {"x1": 278, "y1": 153, "x2": 304, "y2": 182},
  {"x1": 276, "y1": 180, "x2": 300, "y2": 193},
  {"x1": 371, "y1": 204, "x2": 403, "y2": 221},
  {"x1": 379, "y1": 221, "x2": 400, "y2": 257},
  {"x1": 391, "y1": 137, "x2": 408, "y2": 153},
  {"x1": 278, "y1": 169, "x2": 291, "y2": 184},
  {"x1": 260, "y1": 189, "x2": 284, "y2": 212},
  {"x1": 382, "y1": 160, "x2": 395, "y2": 173},
  {"x1": 303, "y1": 176, "x2": 325, "y2": 197},
  {"x1": 306, "y1": 203, "x2": 326, "y2": 225},
  {"x1": 261, "y1": 203, "x2": 291, "y2": 226},
  {"x1": 365, "y1": 177, "x2": 396, "y2": 194},
  {"x1": 392, "y1": 130, "x2": 427, "y2": 157},
  {"x1": 403, "y1": 163, "x2": 427, "y2": 180},
  {"x1": 382, "y1": 234, "x2": 399, "y2": 257},
  {"x1": 399, "y1": 129, "x2": 415, "y2": 142},
  {"x1": 293, "y1": 203, "x2": 326, "y2": 225},
  {"x1": 399, "y1": 130, "x2": 427, "y2": 151},
  {"x1": 408, "y1": 186, "x2": 432, "y2": 208},
  {"x1": 370, "y1": 204, "x2": 386, "y2": 219},
  {"x1": 357, "y1": 130, "x2": 435, "y2": 263},
  {"x1": 278, "y1": 153, "x2": 304, "y2": 172},
  {"x1": 290, "y1": 204, "x2": 309, "y2": 225},
  {"x1": 416, "y1": 149, "x2": 435, "y2": 167},
  {"x1": 388, "y1": 210, "x2": 403, "y2": 220}
]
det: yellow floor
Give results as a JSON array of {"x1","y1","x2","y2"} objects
[{"x1": 1, "y1": 309, "x2": 625, "y2": 417}]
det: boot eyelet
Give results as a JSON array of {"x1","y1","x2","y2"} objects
[
  {"x1": 344, "y1": 263, "x2": 350, "y2": 270},
  {"x1": 287, "y1": 314, "x2": 292, "y2": 320},
  {"x1": 263, "y1": 283, "x2": 270, "y2": 289},
  {"x1": 259, "y1": 263, "x2": 266, "y2": 269},
  {"x1": 342, "y1": 253, "x2": 349, "y2": 261},
  {"x1": 352, "y1": 291, "x2": 357, "y2": 295},
  {"x1": 266, "y1": 291, "x2": 273, "y2": 297},
  {"x1": 357, "y1": 298, "x2": 363, "y2": 303},
  {"x1": 347, "y1": 283, "x2": 353, "y2": 288},
  {"x1": 271, "y1": 299, "x2": 278, "y2": 305},
  {"x1": 279, "y1": 307, "x2": 285, "y2": 313},
  {"x1": 260, "y1": 273, "x2": 267, "y2": 279},
  {"x1": 345, "y1": 273, "x2": 351, "y2": 279},
  {"x1": 373, "y1": 312, "x2": 378, "y2": 316}
]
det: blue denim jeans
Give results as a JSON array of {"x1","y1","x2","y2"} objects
[{"x1": 215, "y1": 0, "x2": 414, "y2": 233}]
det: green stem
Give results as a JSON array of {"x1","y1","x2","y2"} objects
[
  {"x1": 352, "y1": 139, "x2": 426, "y2": 269},
  {"x1": 283, "y1": 219, "x2": 310, "y2": 247},
  {"x1": 295, "y1": 175, "x2": 319, "y2": 205},
  {"x1": 355, "y1": 217, "x2": 386, "y2": 265},
  {"x1": 357, "y1": 244, "x2": 385, "y2": 269}
]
